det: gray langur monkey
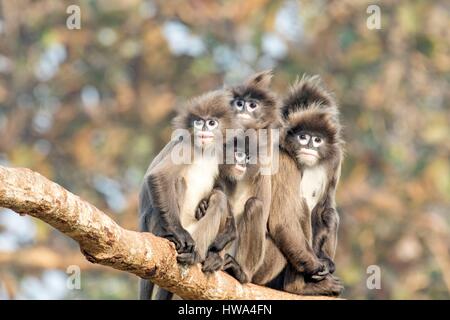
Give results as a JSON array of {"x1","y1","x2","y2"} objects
[
  {"x1": 252, "y1": 75, "x2": 344, "y2": 296},
  {"x1": 281, "y1": 76, "x2": 343, "y2": 276},
  {"x1": 138, "y1": 90, "x2": 242, "y2": 300}
]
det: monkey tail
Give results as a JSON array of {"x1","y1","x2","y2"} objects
[
  {"x1": 281, "y1": 74, "x2": 337, "y2": 120},
  {"x1": 138, "y1": 204, "x2": 174, "y2": 300},
  {"x1": 139, "y1": 279, "x2": 155, "y2": 300}
]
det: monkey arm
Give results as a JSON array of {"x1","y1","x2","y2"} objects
[
  {"x1": 312, "y1": 157, "x2": 341, "y2": 273},
  {"x1": 202, "y1": 214, "x2": 237, "y2": 275},
  {"x1": 268, "y1": 212, "x2": 324, "y2": 276},
  {"x1": 142, "y1": 170, "x2": 199, "y2": 265},
  {"x1": 311, "y1": 205, "x2": 339, "y2": 274},
  {"x1": 145, "y1": 172, "x2": 184, "y2": 232},
  {"x1": 311, "y1": 182, "x2": 340, "y2": 273},
  {"x1": 208, "y1": 214, "x2": 237, "y2": 253}
]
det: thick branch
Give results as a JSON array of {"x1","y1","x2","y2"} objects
[{"x1": 0, "y1": 165, "x2": 335, "y2": 300}]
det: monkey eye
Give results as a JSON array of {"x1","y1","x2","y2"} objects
[
  {"x1": 233, "y1": 99, "x2": 245, "y2": 111},
  {"x1": 193, "y1": 119, "x2": 204, "y2": 130},
  {"x1": 246, "y1": 155, "x2": 251, "y2": 163},
  {"x1": 235, "y1": 151, "x2": 246, "y2": 162},
  {"x1": 206, "y1": 119, "x2": 218, "y2": 130},
  {"x1": 246, "y1": 101, "x2": 259, "y2": 112},
  {"x1": 298, "y1": 134, "x2": 310, "y2": 145},
  {"x1": 312, "y1": 136, "x2": 323, "y2": 148}
]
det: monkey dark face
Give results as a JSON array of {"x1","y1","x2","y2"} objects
[
  {"x1": 283, "y1": 110, "x2": 341, "y2": 168},
  {"x1": 229, "y1": 70, "x2": 279, "y2": 130},
  {"x1": 173, "y1": 90, "x2": 239, "y2": 150},
  {"x1": 220, "y1": 149, "x2": 250, "y2": 181},
  {"x1": 220, "y1": 138, "x2": 259, "y2": 182},
  {"x1": 231, "y1": 96, "x2": 267, "y2": 127},
  {"x1": 191, "y1": 117, "x2": 221, "y2": 147},
  {"x1": 294, "y1": 131, "x2": 326, "y2": 167}
]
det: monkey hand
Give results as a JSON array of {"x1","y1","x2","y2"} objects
[
  {"x1": 195, "y1": 198, "x2": 209, "y2": 220},
  {"x1": 201, "y1": 251, "x2": 223, "y2": 273},
  {"x1": 165, "y1": 227, "x2": 200, "y2": 265}
]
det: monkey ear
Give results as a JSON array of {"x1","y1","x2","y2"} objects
[{"x1": 244, "y1": 69, "x2": 273, "y2": 90}]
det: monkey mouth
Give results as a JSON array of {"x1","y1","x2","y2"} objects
[
  {"x1": 234, "y1": 164, "x2": 246, "y2": 175},
  {"x1": 238, "y1": 114, "x2": 252, "y2": 120},
  {"x1": 196, "y1": 132, "x2": 214, "y2": 144},
  {"x1": 299, "y1": 150, "x2": 319, "y2": 158}
]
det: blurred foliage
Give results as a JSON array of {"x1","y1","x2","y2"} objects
[{"x1": 0, "y1": 0, "x2": 449, "y2": 299}]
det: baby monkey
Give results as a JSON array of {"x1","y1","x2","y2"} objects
[{"x1": 196, "y1": 137, "x2": 264, "y2": 283}]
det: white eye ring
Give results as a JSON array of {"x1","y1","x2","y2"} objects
[
  {"x1": 233, "y1": 99, "x2": 245, "y2": 111},
  {"x1": 234, "y1": 151, "x2": 246, "y2": 163},
  {"x1": 298, "y1": 134, "x2": 310, "y2": 146},
  {"x1": 193, "y1": 119, "x2": 204, "y2": 130},
  {"x1": 245, "y1": 101, "x2": 259, "y2": 112},
  {"x1": 206, "y1": 119, "x2": 218, "y2": 130},
  {"x1": 312, "y1": 136, "x2": 323, "y2": 148}
]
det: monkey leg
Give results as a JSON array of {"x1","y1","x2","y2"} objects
[
  {"x1": 283, "y1": 264, "x2": 344, "y2": 296},
  {"x1": 190, "y1": 189, "x2": 229, "y2": 260},
  {"x1": 234, "y1": 197, "x2": 266, "y2": 281},
  {"x1": 252, "y1": 236, "x2": 287, "y2": 285}
]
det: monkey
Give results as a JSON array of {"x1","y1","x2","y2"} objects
[
  {"x1": 138, "y1": 90, "x2": 242, "y2": 300},
  {"x1": 195, "y1": 70, "x2": 280, "y2": 283},
  {"x1": 195, "y1": 136, "x2": 264, "y2": 283},
  {"x1": 251, "y1": 75, "x2": 344, "y2": 296},
  {"x1": 282, "y1": 76, "x2": 343, "y2": 274}
]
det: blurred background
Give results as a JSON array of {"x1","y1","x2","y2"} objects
[{"x1": 0, "y1": 0, "x2": 449, "y2": 299}]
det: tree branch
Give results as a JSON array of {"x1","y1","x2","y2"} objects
[{"x1": 0, "y1": 165, "x2": 336, "y2": 300}]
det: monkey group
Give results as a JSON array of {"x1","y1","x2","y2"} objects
[{"x1": 139, "y1": 71, "x2": 344, "y2": 299}]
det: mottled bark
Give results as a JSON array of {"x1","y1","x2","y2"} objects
[{"x1": 0, "y1": 165, "x2": 337, "y2": 300}]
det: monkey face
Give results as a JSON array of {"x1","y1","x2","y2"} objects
[
  {"x1": 221, "y1": 148, "x2": 249, "y2": 181},
  {"x1": 220, "y1": 139, "x2": 259, "y2": 181},
  {"x1": 228, "y1": 71, "x2": 279, "y2": 130},
  {"x1": 192, "y1": 117, "x2": 221, "y2": 148},
  {"x1": 231, "y1": 97, "x2": 264, "y2": 126},
  {"x1": 173, "y1": 90, "x2": 240, "y2": 149},
  {"x1": 295, "y1": 131, "x2": 326, "y2": 167},
  {"x1": 231, "y1": 150, "x2": 250, "y2": 179},
  {"x1": 230, "y1": 91, "x2": 278, "y2": 130},
  {"x1": 283, "y1": 110, "x2": 340, "y2": 168}
]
